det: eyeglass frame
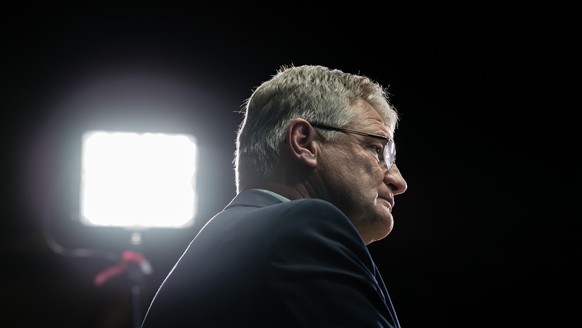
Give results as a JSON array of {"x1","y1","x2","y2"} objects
[{"x1": 309, "y1": 122, "x2": 396, "y2": 171}]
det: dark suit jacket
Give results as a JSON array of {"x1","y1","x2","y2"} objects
[{"x1": 141, "y1": 189, "x2": 401, "y2": 327}]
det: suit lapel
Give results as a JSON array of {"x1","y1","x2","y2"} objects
[{"x1": 373, "y1": 263, "x2": 401, "y2": 327}]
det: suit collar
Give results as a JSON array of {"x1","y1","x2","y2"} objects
[{"x1": 225, "y1": 189, "x2": 289, "y2": 209}]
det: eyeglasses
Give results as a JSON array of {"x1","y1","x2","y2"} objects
[{"x1": 310, "y1": 122, "x2": 396, "y2": 171}]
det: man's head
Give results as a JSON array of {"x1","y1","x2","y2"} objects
[{"x1": 235, "y1": 64, "x2": 407, "y2": 243}]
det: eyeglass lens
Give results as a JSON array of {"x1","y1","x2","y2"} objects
[{"x1": 384, "y1": 140, "x2": 396, "y2": 169}]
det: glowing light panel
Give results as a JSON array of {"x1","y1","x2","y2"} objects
[{"x1": 80, "y1": 131, "x2": 198, "y2": 229}]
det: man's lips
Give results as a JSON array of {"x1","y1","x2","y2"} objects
[{"x1": 378, "y1": 195, "x2": 394, "y2": 210}]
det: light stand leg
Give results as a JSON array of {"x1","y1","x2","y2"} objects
[
  {"x1": 129, "y1": 231, "x2": 144, "y2": 328},
  {"x1": 129, "y1": 264, "x2": 143, "y2": 328}
]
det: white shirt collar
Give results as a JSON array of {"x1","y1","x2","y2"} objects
[{"x1": 253, "y1": 188, "x2": 290, "y2": 202}]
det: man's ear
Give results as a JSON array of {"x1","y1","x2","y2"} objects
[{"x1": 286, "y1": 118, "x2": 318, "y2": 168}]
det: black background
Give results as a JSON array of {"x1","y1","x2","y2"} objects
[{"x1": 3, "y1": 3, "x2": 581, "y2": 327}]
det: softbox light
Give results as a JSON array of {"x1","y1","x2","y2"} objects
[{"x1": 79, "y1": 130, "x2": 198, "y2": 230}]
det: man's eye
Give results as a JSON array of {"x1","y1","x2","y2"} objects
[{"x1": 371, "y1": 145, "x2": 383, "y2": 160}]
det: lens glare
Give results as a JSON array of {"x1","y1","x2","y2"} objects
[{"x1": 384, "y1": 140, "x2": 396, "y2": 170}]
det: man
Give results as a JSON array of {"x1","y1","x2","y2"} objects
[{"x1": 141, "y1": 64, "x2": 408, "y2": 327}]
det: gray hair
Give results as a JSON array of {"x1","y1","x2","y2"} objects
[{"x1": 234, "y1": 64, "x2": 398, "y2": 192}]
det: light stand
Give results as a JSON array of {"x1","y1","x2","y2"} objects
[{"x1": 77, "y1": 130, "x2": 197, "y2": 327}]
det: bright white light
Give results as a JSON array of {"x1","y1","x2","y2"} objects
[{"x1": 79, "y1": 131, "x2": 198, "y2": 229}]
